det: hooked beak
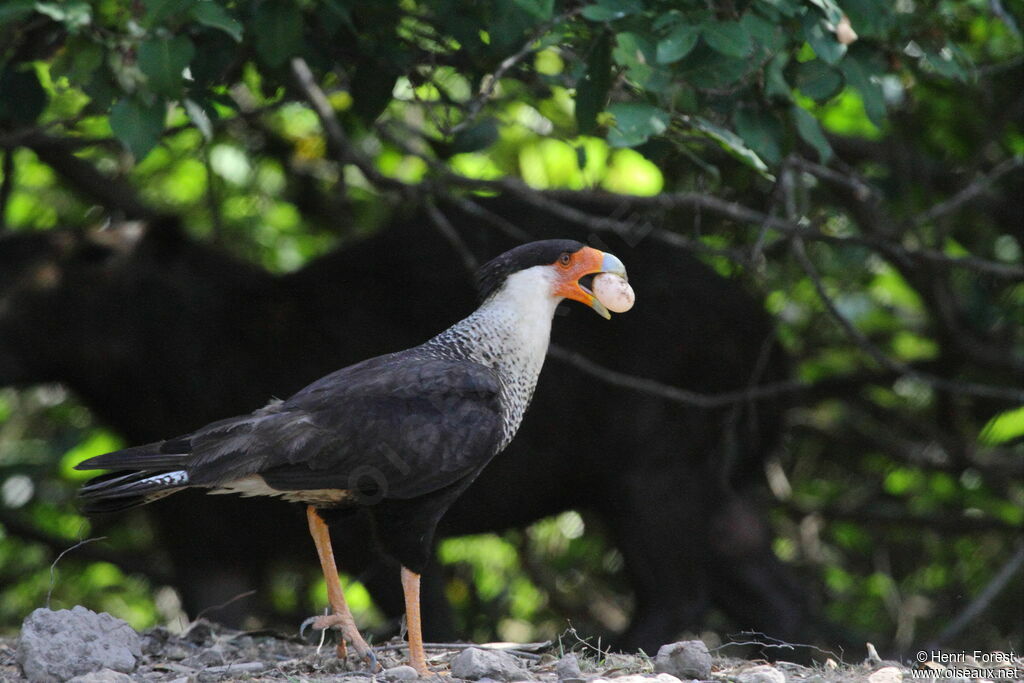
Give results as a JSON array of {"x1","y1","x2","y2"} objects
[{"x1": 554, "y1": 247, "x2": 628, "y2": 319}]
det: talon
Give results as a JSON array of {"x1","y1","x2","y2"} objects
[{"x1": 299, "y1": 615, "x2": 318, "y2": 638}]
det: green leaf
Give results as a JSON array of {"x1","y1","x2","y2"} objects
[
  {"x1": 350, "y1": 64, "x2": 397, "y2": 123},
  {"x1": 741, "y1": 11, "x2": 784, "y2": 52},
  {"x1": 791, "y1": 105, "x2": 833, "y2": 162},
  {"x1": 576, "y1": 32, "x2": 612, "y2": 134},
  {"x1": 795, "y1": 59, "x2": 843, "y2": 101},
  {"x1": 734, "y1": 108, "x2": 783, "y2": 164},
  {"x1": 802, "y1": 12, "x2": 846, "y2": 65},
  {"x1": 581, "y1": 0, "x2": 641, "y2": 22},
  {"x1": 142, "y1": 0, "x2": 196, "y2": 26},
  {"x1": 253, "y1": 0, "x2": 303, "y2": 68},
  {"x1": 923, "y1": 46, "x2": 969, "y2": 82},
  {"x1": 110, "y1": 97, "x2": 166, "y2": 159},
  {"x1": 138, "y1": 35, "x2": 195, "y2": 97},
  {"x1": 34, "y1": 1, "x2": 91, "y2": 31},
  {"x1": 0, "y1": 67, "x2": 47, "y2": 124},
  {"x1": 765, "y1": 52, "x2": 791, "y2": 100},
  {"x1": 807, "y1": 0, "x2": 844, "y2": 25},
  {"x1": 0, "y1": 0, "x2": 34, "y2": 26},
  {"x1": 190, "y1": 1, "x2": 242, "y2": 42},
  {"x1": 678, "y1": 45, "x2": 750, "y2": 90},
  {"x1": 691, "y1": 116, "x2": 770, "y2": 173},
  {"x1": 184, "y1": 98, "x2": 213, "y2": 140},
  {"x1": 840, "y1": 49, "x2": 885, "y2": 126},
  {"x1": 513, "y1": 0, "x2": 554, "y2": 21},
  {"x1": 656, "y1": 24, "x2": 700, "y2": 64},
  {"x1": 701, "y1": 20, "x2": 753, "y2": 58},
  {"x1": 451, "y1": 119, "x2": 499, "y2": 154},
  {"x1": 980, "y1": 406, "x2": 1024, "y2": 446},
  {"x1": 607, "y1": 103, "x2": 670, "y2": 147},
  {"x1": 758, "y1": 0, "x2": 801, "y2": 17}
]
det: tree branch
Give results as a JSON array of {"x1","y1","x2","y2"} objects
[
  {"x1": 789, "y1": 236, "x2": 1024, "y2": 403},
  {"x1": 21, "y1": 134, "x2": 155, "y2": 219}
]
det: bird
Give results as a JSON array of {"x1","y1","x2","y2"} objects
[{"x1": 75, "y1": 239, "x2": 630, "y2": 675}]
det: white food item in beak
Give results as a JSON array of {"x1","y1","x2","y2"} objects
[{"x1": 593, "y1": 273, "x2": 635, "y2": 313}]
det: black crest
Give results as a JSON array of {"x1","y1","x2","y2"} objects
[{"x1": 475, "y1": 239, "x2": 584, "y2": 301}]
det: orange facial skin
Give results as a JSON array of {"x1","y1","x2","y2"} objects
[{"x1": 552, "y1": 246, "x2": 628, "y2": 319}]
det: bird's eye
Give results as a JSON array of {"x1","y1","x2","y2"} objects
[{"x1": 559, "y1": 253, "x2": 572, "y2": 266}]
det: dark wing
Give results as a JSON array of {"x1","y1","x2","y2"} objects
[{"x1": 80, "y1": 350, "x2": 504, "y2": 501}]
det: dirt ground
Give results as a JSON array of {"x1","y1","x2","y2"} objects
[{"x1": 0, "y1": 617, "x2": 969, "y2": 682}]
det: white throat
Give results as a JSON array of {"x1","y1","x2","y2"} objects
[{"x1": 426, "y1": 265, "x2": 563, "y2": 450}]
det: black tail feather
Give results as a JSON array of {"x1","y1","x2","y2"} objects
[{"x1": 78, "y1": 469, "x2": 188, "y2": 514}]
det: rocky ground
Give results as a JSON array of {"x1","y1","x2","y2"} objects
[{"x1": 0, "y1": 607, "x2": 1018, "y2": 682}]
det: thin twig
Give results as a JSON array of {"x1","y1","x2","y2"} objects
[
  {"x1": 451, "y1": 8, "x2": 582, "y2": 135},
  {"x1": 911, "y1": 157, "x2": 1023, "y2": 227},
  {"x1": 425, "y1": 199, "x2": 479, "y2": 272},
  {"x1": 194, "y1": 589, "x2": 258, "y2": 621},
  {"x1": 289, "y1": 58, "x2": 406, "y2": 195},
  {"x1": 371, "y1": 641, "x2": 547, "y2": 660},
  {"x1": 928, "y1": 542, "x2": 1024, "y2": 648},
  {"x1": 547, "y1": 344, "x2": 807, "y2": 408},
  {"x1": 47, "y1": 535, "x2": 108, "y2": 608},
  {"x1": 716, "y1": 631, "x2": 845, "y2": 663}
]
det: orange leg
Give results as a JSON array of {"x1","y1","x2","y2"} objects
[
  {"x1": 305, "y1": 506, "x2": 377, "y2": 668},
  {"x1": 401, "y1": 566, "x2": 432, "y2": 676}
]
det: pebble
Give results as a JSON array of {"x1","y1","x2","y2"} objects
[
  {"x1": 654, "y1": 640, "x2": 712, "y2": 680},
  {"x1": 556, "y1": 653, "x2": 582, "y2": 681},
  {"x1": 868, "y1": 667, "x2": 903, "y2": 683},
  {"x1": 593, "y1": 273, "x2": 635, "y2": 313},
  {"x1": 450, "y1": 647, "x2": 531, "y2": 681},
  {"x1": 735, "y1": 664, "x2": 786, "y2": 683},
  {"x1": 385, "y1": 664, "x2": 422, "y2": 680}
]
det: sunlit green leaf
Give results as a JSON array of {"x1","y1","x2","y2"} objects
[{"x1": 979, "y1": 406, "x2": 1024, "y2": 446}]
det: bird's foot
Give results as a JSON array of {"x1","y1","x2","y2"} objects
[{"x1": 300, "y1": 613, "x2": 379, "y2": 671}]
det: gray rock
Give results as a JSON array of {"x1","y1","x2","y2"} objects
[
  {"x1": 556, "y1": 654, "x2": 582, "y2": 680},
  {"x1": 17, "y1": 606, "x2": 142, "y2": 683},
  {"x1": 385, "y1": 664, "x2": 422, "y2": 680},
  {"x1": 653, "y1": 640, "x2": 712, "y2": 680},
  {"x1": 736, "y1": 665, "x2": 786, "y2": 683},
  {"x1": 450, "y1": 647, "x2": 531, "y2": 681},
  {"x1": 67, "y1": 670, "x2": 133, "y2": 683},
  {"x1": 609, "y1": 675, "x2": 683, "y2": 683}
]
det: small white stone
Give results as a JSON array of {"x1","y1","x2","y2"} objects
[
  {"x1": 593, "y1": 273, "x2": 635, "y2": 313},
  {"x1": 868, "y1": 666, "x2": 903, "y2": 683}
]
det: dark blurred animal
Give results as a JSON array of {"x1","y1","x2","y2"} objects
[{"x1": 0, "y1": 198, "x2": 812, "y2": 653}]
